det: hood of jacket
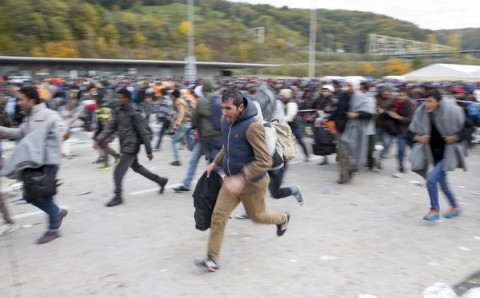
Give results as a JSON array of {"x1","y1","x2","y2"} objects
[{"x1": 233, "y1": 96, "x2": 258, "y2": 124}]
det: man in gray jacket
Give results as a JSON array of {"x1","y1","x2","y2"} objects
[
  {"x1": 94, "y1": 88, "x2": 168, "y2": 207},
  {"x1": 0, "y1": 86, "x2": 68, "y2": 244}
]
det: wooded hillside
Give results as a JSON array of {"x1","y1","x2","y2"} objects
[{"x1": 0, "y1": 0, "x2": 477, "y2": 65}]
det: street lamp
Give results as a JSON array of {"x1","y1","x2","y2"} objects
[
  {"x1": 308, "y1": 3, "x2": 317, "y2": 78},
  {"x1": 185, "y1": 0, "x2": 196, "y2": 84}
]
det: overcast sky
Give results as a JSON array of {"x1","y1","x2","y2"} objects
[{"x1": 226, "y1": 0, "x2": 479, "y2": 30}]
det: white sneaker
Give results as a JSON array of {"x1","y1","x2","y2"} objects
[
  {"x1": 393, "y1": 172, "x2": 404, "y2": 178},
  {"x1": 234, "y1": 212, "x2": 250, "y2": 219},
  {"x1": 0, "y1": 223, "x2": 19, "y2": 236}
]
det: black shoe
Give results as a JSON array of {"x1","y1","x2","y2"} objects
[
  {"x1": 366, "y1": 162, "x2": 373, "y2": 170},
  {"x1": 348, "y1": 169, "x2": 355, "y2": 179},
  {"x1": 55, "y1": 209, "x2": 68, "y2": 230},
  {"x1": 173, "y1": 186, "x2": 190, "y2": 192},
  {"x1": 337, "y1": 171, "x2": 353, "y2": 184},
  {"x1": 106, "y1": 196, "x2": 123, "y2": 207},
  {"x1": 170, "y1": 161, "x2": 181, "y2": 166},
  {"x1": 36, "y1": 230, "x2": 60, "y2": 245},
  {"x1": 92, "y1": 156, "x2": 105, "y2": 164},
  {"x1": 194, "y1": 256, "x2": 220, "y2": 272},
  {"x1": 158, "y1": 177, "x2": 168, "y2": 194},
  {"x1": 276, "y1": 212, "x2": 290, "y2": 237}
]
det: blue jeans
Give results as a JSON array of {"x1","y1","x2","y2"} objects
[
  {"x1": 376, "y1": 128, "x2": 393, "y2": 160},
  {"x1": 172, "y1": 124, "x2": 189, "y2": 162},
  {"x1": 26, "y1": 166, "x2": 61, "y2": 230},
  {"x1": 426, "y1": 160, "x2": 458, "y2": 211},
  {"x1": 202, "y1": 138, "x2": 222, "y2": 163},
  {"x1": 182, "y1": 141, "x2": 203, "y2": 189},
  {"x1": 396, "y1": 136, "x2": 407, "y2": 172},
  {"x1": 289, "y1": 123, "x2": 309, "y2": 158},
  {"x1": 268, "y1": 166, "x2": 294, "y2": 199},
  {"x1": 155, "y1": 121, "x2": 171, "y2": 150}
]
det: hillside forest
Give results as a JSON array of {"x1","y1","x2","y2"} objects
[{"x1": 0, "y1": 0, "x2": 478, "y2": 77}]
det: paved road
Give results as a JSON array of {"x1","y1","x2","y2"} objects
[{"x1": 1, "y1": 131, "x2": 480, "y2": 298}]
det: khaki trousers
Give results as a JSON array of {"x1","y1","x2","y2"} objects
[{"x1": 207, "y1": 176, "x2": 285, "y2": 262}]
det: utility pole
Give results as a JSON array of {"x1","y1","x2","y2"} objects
[
  {"x1": 185, "y1": 0, "x2": 196, "y2": 84},
  {"x1": 308, "y1": 4, "x2": 317, "y2": 78}
]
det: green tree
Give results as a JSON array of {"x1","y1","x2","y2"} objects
[{"x1": 411, "y1": 56, "x2": 425, "y2": 69}]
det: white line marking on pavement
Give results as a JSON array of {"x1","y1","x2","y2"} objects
[
  {"x1": 128, "y1": 184, "x2": 182, "y2": 196},
  {"x1": 12, "y1": 210, "x2": 44, "y2": 220},
  {"x1": 125, "y1": 157, "x2": 321, "y2": 196},
  {"x1": 12, "y1": 206, "x2": 70, "y2": 220},
  {"x1": 128, "y1": 181, "x2": 199, "y2": 196}
]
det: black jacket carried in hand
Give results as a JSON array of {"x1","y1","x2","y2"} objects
[
  {"x1": 95, "y1": 102, "x2": 152, "y2": 155},
  {"x1": 193, "y1": 171, "x2": 223, "y2": 231}
]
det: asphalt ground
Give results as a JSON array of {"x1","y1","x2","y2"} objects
[{"x1": 1, "y1": 128, "x2": 480, "y2": 298}]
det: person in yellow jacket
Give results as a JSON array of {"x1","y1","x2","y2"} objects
[{"x1": 170, "y1": 89, "x2": 190, "y2": 166}]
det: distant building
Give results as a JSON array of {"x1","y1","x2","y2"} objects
[{"x1": 0, "y1": 56, "x2": 279, "y2": 78}]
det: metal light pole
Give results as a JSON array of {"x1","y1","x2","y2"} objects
[
  {"x1": 185, "y1": 0, "x2": 196, "y2": 84},
  {"x1": 308, "y1": 4, "x2": 317, "y2": 78}
]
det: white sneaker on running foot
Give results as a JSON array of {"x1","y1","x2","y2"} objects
[
  {"x1": 194, "y1": 256, "x2": 220, "y2": 272},
  {"x1": 393, "y1": 172, "x2": 404, "y2": 178},
  {"x1": 276, "y1": 213, "x2": 290, "y2": 236},
  {"x1": 234, "y1": 212, "x2": 249, "y2": 219}
]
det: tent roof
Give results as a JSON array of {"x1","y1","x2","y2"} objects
[{"x1": 404, "y1": 63, "x2": 480, "y2": 82}]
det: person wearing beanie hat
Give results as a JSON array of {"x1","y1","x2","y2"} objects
[
  {"x1": 174, "y1": 79, "x2": 222, "y2": 192},
  {"x1": 201, "y1": 79, "x2": 215, "y2": 96}
]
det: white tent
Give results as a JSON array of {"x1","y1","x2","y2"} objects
[{"x1": 404, "y1": 63, "x2": 480, "y2": 82}]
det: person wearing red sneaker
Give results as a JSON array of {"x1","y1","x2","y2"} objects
[
  {"x1": 0, "y1": 86, "x2": 69, "y2": 244},
  {"x1": 408, "y1": 89, "x2": 469, "y2": 222}
]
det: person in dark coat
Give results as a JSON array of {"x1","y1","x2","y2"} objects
[{"x1": 94, "y1": 88, "x2": 168, "y2": 207}]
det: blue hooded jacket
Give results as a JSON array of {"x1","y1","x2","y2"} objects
[{"x1": 221, "y1": 97, "x2": 265, "y2": 180}]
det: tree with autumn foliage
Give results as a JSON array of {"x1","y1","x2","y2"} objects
[{"x1": 385, "y1": 59, "x2": 412, "y2": 75}]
